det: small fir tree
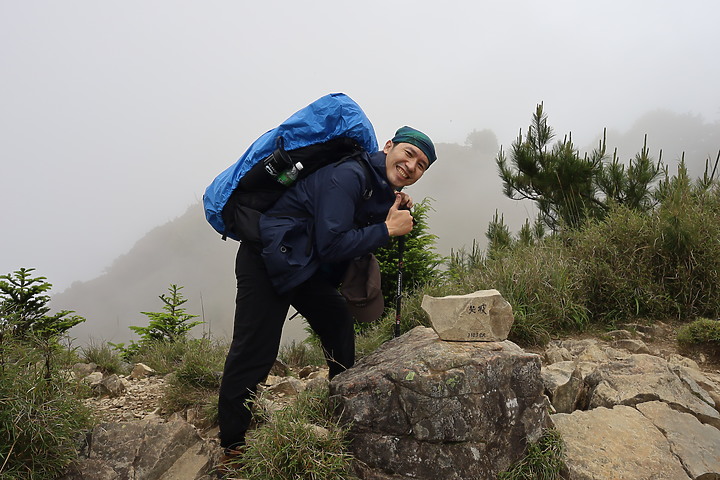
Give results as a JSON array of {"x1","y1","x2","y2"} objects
[
  {"x1": 375, "y1": 198, "x2": 443, "y2": 309},
  {"x1": 0, "y1": 267, "x2": 85, "y2": 341},
  {"x1": 130, "y1": 284, "x2": 202, "y2": 344}
]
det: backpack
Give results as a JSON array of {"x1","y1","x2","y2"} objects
[{"x1": 203, "y1": 93, "x2": 378, "y2": 242}]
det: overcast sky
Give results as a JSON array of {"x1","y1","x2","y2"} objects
[{"x1": 2, "y1": 0, "x2": 719, "y2": 293}]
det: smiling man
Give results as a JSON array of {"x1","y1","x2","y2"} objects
[{"x1": 217, "y1": 126, "x2": 437, "y2": 462}]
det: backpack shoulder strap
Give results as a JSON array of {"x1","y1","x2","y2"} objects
[{"x1": 333, "y1": 152, "x2": 373, "y2": 200}]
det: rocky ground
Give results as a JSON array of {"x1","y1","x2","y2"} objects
[
  {"x1": 68, "y1": 321, "x2": 718, "y2": 480},
  {"x1": 82, "y1": 320, "x2": 718, "y2": 426},
  {"x1": 528, "y1": 319, "x2": 720, "y2": 374}
]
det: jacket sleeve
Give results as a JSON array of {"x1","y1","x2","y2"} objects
[{"x1": 310, "y1": 162, "x2": 390, "y2": 262}]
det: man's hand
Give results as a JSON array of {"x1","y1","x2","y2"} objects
[{"x1": 385, "y1": 192, "x2": 414, "y2": 237}]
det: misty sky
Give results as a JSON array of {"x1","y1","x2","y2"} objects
[{"x1": 1, "y1": 1, "x2": 719, "y2": 293}]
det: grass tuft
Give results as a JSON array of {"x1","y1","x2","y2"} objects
[
  {"x1": 227, "y1": 388, "x2": 356, "y2": 480},
  {"x1": 498, "y1": 428, "x2": 566, "y2": 480}
]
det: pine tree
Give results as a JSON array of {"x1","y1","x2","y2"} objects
[
  {"x1": 497, "y1": 103, "x2": 663, "y2": 232},
  {"x1": 130, "y1": 284, "x2": 202, "y2": 343},
  {"x1": 0, "y1": 267, "x2": 84, "y2": 340}
]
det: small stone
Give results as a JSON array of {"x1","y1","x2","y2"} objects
[
  {"x1": 612, "y1": 338, "x2": 650, "y2": 354},
  {"x1": 130, "y1": 363, "x2": 157, "y2": 379},
  {"x1": 298, "y1": 366, "x2": 316, "y2": 378},
  {"x1": 605, "y1": 329, "x2": 634, "y2": 340},
  {"x1": 267, "y1": 377, "x2": 305, "y2": 396}
]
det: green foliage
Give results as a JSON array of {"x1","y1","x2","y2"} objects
[
  {"x1": 568, "y1": 165, "x2": 720, "y2": 322},
  {"x1": 130, "y1": 337, "x2": 194, "y2": 374},
  {"x1": 497, "y1": 104, "x2": 663, "y2": 232},
  {"x1": 229, "y1": 388, "x2": 355, "y2": 480},
  {"x1": 677, "y1": 318, "x2": 720, "y2": 347},
  {"x1": 129, "y1": 284, "x2": 202, "y2": 344},
  {"x1": 0, "y1": 268, "x2": 85, "y2": 341},
  {"x1": 498, "y1": 429, "x2": 566, "y2": 480},
  {"x1": 0, "y1": 338, "x2": 93, "y2": 479},
  {"x1": 375, "y1": 198, "x2": 444, "y2": 314},
  {"x1": 161, "y1": 338, "x2": 226, "y2": 415},
  {"x1": 278, "y1": 339, "x2": 326, "y2": 369},
  {"x1": 81, "y1": 339, "x2": 126, "y2": 375}
]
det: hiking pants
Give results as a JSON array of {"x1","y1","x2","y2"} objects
[{"x1": 217, "y1": 241, "x2": 355, "y2": 449}]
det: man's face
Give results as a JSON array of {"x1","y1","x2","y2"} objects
[{"x1": 383, "y1": 141, "x2": 429, "y2": 189}]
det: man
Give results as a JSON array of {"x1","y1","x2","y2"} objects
[{"x1": 217, "y1": 126, "x2": 437, "y2": 457}]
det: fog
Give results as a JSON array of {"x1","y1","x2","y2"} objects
[{"x1": 1, "y1": 1, "x2": 719, "y2": 294}]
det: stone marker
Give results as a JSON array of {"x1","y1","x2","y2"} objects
[{"x1": 421, "y1": 289, "x2": 514, "y2": 341}]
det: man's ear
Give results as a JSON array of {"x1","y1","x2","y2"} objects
[{"x1": 383, "y1": 140, "x2": 394, "y2": 153}]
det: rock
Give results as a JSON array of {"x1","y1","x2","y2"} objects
[
  {"x1": 612, "y1": 338, "x2": 651, "y2": 354},
  {"x1": 84, "y1": 371, "x2": 104, "y2": 385},
  {"x1": 636, "y1": 401, "x2": 720, "y2": 479},
  {"x1": 667, "y1": 353, "x2": 701, "y2": 370},
  {"x1": 73, "y1": 362, "x2": 98, "y2": 379},
  {"x1": 305, "y1": 376, "x2": 329, "y2": 393},
  {"x1": 297, "y1": 365, "x2": 317, "y2": 378},
  {"x1": 270, "y1": 358, "x2": 289, "y2": 376},
  {"x1": 587, "y1": 354, "x2": 720, "y2": 428},
  {"x1": 605, "y1": 329, "x2": 634, "y2": 340},
  {"x1": 576, "y1": 342, "x2": 628, "y2": 363},
  {"x1": 263, "y1": 374, "x2": 283, "y2": 386},
  {"x1": 669, "y1": 364, "x2": 720, "y2": 411},
  {"x1": 330, "y1": 326, "x2": 548, "y2": 479},
  {"x1": 544, "y1": 343, "x2": 573, "y2": 364},
  {"x1": 93, "y1": 374, "x2": 126, "y2": 398},
  {"x1": 307, "y1": 369, "x2": 328, "y2": 380},
  {"x1": 131, "y1": 363, "x2": 156, "y2": 379},
  {"x1": 267, "y1": 377, "x2": 305, "y2": 396},
  {"x1": 552, "y1": 406, "x2": 691, "y2": 479},
  {"x1": 60, "y1": 418, "x2": 214, "y2": 480},
  {"x1": 551, "y1": 366, "x2": 585, "y2": 414},
  {"x1": 421, "y1": 289, "x2": 514, "y2": 341}
]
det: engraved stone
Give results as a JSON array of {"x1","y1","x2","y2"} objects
[{"x1": 421, "y1": 289, "x2": 514, "y2": 341}]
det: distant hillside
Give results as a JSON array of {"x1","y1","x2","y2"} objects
[
  {"x1": 51, "y1": 142, "x2": 533, "y2": 347},
  {"x1": 589, "y1": 110, "x2": 720, "y2": 177}
]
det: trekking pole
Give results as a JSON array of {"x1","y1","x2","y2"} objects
[{"x1": 394, "y1": 235, "x2": 405, "y2": 338}]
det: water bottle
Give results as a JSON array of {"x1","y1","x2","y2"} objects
[
  {"x1": 263, "y1": 150, "x2": 292, "y2": 178},
  {"x1": 276, "y1": 162, "x2": 304, "y2": 186}
]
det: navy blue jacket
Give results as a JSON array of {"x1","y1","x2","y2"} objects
[{"x1": 259, "y1": 151, "x2": 396, "y2": 294}]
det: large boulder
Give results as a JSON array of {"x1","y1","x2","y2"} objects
[
  {"x1": 552, "y1": 406, "x2": 691, "y2": 480},
  {"x1": 329, "y1": 326, "x2": 548, "y2": 480}
]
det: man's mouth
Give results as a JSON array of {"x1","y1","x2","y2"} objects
[{"x1": 396, "y1": 165, "x2": 409, "y2": 179}]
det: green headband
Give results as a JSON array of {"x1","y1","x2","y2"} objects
[{"x1": 391, "y1": 126, "x2": 437, "y2": 165}]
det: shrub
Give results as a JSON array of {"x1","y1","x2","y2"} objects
[
  {"x1": 677, "y1": 318, "x2": 720, "y2": 348},
  {"x1": 160, "y1": 338, "x2": 226, "y2": 415},
  {"x1": 568, "y1": 174, "x2": 720, "y2": 323},
  {"x1": 0, "y1": 340, "x2": 93, "y2": 479},
  {"x1": 278, "y1": 339, "x2": 325, "y2": 369},
  {"x1": 81, "y1": 339, "x2": 126, "y2": 374},
  {"x1": 130, "y1": 338, "x2": 193, "y2": 374},
  {"x1": 438, "y1": 239, "x2": 587, "y2": 345},
  {"x1": 568, "y1": 205, "x2": 668, "y2": 323}
]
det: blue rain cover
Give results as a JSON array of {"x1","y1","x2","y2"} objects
[{"x1": 203, "y1": 92, "x2": 378, "y2": 236}]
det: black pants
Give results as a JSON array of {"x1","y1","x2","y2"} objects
[{"x1": 217, "y1": 242, "x2": 355, "y2": 449}]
